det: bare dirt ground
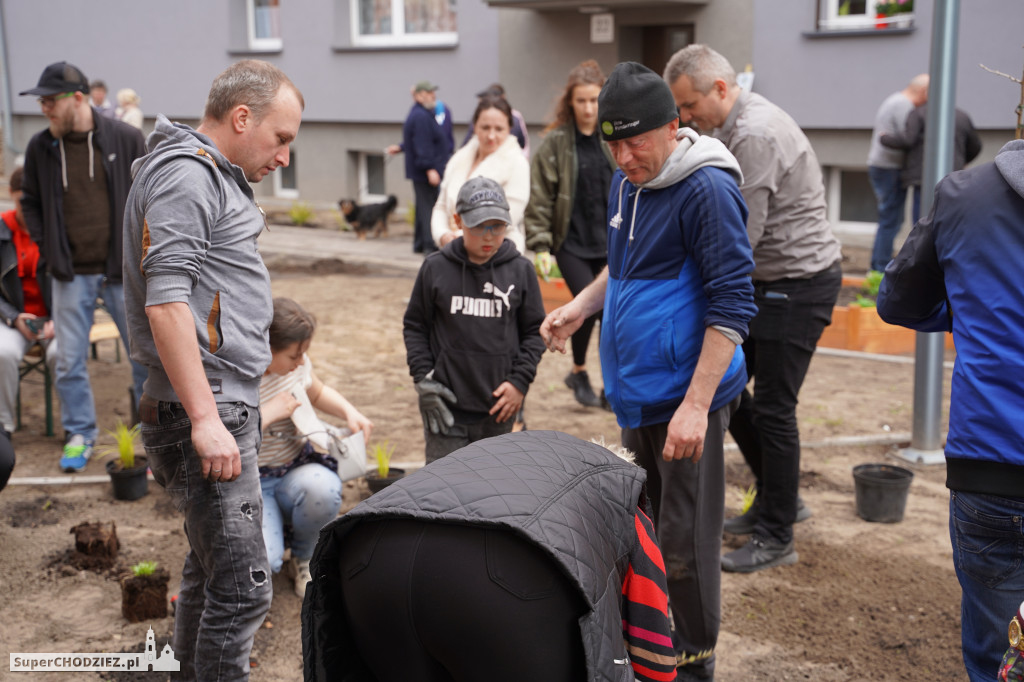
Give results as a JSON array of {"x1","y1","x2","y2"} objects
[{"x1": 0, "y1": 222, "x2": 965, "y2": 681}]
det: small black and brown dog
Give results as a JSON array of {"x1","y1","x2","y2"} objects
[{"x1": 339, "y1": 195, "x2": 398, "y2": 240}]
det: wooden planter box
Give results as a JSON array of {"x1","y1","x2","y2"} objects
[
  {"x1": 819, "y1": 304, "x2": 953, "y2": 354},
  {"x1": 537, "y1": 276, "x2": 573, "y2": 314},
  {"x1": 819, "y1": 276, "x2": 955, "y2": 355}
]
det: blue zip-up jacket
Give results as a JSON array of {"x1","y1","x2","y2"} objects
[
  {"x1": 601, "y1": 128, "x2": 757, "y2": 428},
  {"x1": 877, "y1": 140, "x2": 1024, "y2": 496}
]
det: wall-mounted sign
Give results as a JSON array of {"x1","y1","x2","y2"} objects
[{"x1": 591, "y1": 14, "x2": 614, "y2": 43}]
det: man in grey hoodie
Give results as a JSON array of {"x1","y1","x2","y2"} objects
[{"x1": 123, "y1": 60, "x2": 303, "y2": 681}]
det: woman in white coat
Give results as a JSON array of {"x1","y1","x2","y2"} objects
[{"x1": 432, "y1": 95, "x2": 530, "y2": 252}]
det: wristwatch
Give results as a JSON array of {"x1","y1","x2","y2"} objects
[{"x1": 1009, "y1": 601, "x2": 1024, "y2": 651}]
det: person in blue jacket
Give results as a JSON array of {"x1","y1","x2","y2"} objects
[
  {"x1": 877, "y1": 139, "x2": 1024, "y2": 682},
  {"x1": 541, "y1": 61, "x2": 756, "y2": 681}
]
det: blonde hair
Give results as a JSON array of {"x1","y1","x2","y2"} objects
[{"x1": 116, "y1": 88, "x2": 140, "y2": 107}]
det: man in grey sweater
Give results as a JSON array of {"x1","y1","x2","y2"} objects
[
  {"x1": 123, "y1": 60, "x2": 303, "y2": 681},
  {"x1": 666, "y1": 45, "x2": 842, "y2": 578},
  {"x1": 868, "y1": 74, "x2": 929, "y2": 272}
]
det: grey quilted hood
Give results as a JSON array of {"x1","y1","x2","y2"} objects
[{"x1": 302, "y1": 430, "x2": 649, "y2": 682}]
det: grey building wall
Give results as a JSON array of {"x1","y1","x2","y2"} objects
[{"x1": 751, "y1": 0, "x2": 1023, "y2": 131}]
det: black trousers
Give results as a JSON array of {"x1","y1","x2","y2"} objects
[
  {"x1": 0, "y1": 432, "x2": 13, "y2": 492},
  {"x1": 728, "y1": 262, "x2": 842, "y2": 544},
  {"x1": 412, "y1": 180, "x2": 439, "y2": 254},
  {"x1": 554, "y1": 249, "x2": 606, "y2": 367},
  {"x1": 339, "y1": 519, "x2": 588, "y2": 681}
]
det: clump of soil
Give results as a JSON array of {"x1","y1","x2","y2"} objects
[
  {"x1": 50, "y1": 521, "x2": 121, "y2": 572},
  {"x1": 121, "y1": 567, "x2": 170, "y2": 623}
]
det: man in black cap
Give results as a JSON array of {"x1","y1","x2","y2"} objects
[
  {"x1": 665, "y1": 45, "x2": 842, "y2": 576},
  {"x1": 541, "y1": 61, "x2": 757, "y2": 681},
  {"x1": 386, "y1": 80, "x2": 453, "y2": 254},
  {"x1": 19, "y1": 61, "x2": 147, "y2": 473}
]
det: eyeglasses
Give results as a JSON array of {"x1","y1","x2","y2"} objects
[
  {"x1": 466, "y1": 222, "x2": 507, "y2": 236},
  {"x1": 37, "y1": 92, "x2": 75, "y2": 108}
]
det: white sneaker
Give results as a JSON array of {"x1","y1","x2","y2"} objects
[{"x1": 290, "y1": 557, "x2": 312, "y2": 600}]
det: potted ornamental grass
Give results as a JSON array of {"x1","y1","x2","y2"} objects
[
  {"x1": 365, "y1": 440, "x2": 404, "y2": 494},
  {"x1": 102, "y1": 420, "x2": 149, "y2": 501}
]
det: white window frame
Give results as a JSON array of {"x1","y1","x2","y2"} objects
[
  {"x1": 817, "y1": 0, "x2": 914, "y2": 31},
  {"x1": 350, "y1": 0, "x2": 457, "y2": 48},
  {"x1": 248, "y1": 0, "x2": 283, "y2": 51},
  {"x1": 358, "y1": 151, "x2": 388, "y2": 204},
  {"x1": 273, "y1": 147, "x2": 299, "y2": 199},
  {"x1": 826, "y1": 166, "x2": 886, "y2": 237}
]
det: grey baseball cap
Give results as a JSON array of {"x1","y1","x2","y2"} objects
[{"x1": 455, "y1": 177, "x2": 511, "y2": 228}]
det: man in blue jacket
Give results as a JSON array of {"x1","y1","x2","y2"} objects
[
  {"x1": 387, "y1": 81, "x2": 452, "y2": 254},
  {"x1": 877, "y1": 139, "x2": 1024, "y2": 682},
  {"x1": 541, "y1": 61, "x2": 756, "y2": 682}
]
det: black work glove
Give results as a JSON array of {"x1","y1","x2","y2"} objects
[{"x1": 415, "y1": 373, "x2": 457, "y2": 435}]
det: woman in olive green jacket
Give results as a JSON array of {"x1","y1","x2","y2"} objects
[{"x1": 525, "y1": 60, "x2": 616, "y2": 408}]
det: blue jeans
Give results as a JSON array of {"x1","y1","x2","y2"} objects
[
  {"x1": 141, "y1": 396, "x2": 271, "y2": 682},
  {"x1": 52, "y1": 275, "x2": 147, "y2": 440},
  {"x1": 868, "y1": 166, "x2": 907, "y2": 272},
  {"x1": 949, "y1": 490, "x2": 1024, "y2": 681},
  {"x1": 261, "y1": 463, "x2": 342, "y2": 571}
]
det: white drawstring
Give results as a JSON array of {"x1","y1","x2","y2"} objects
[
  {"x1": 87, "y1": 130, "x2": 95, "y2": 182},
  {"x1": 57, "y1": 131, "x2": 96, "y2": 190},
  {"x1": 58, "y1": 138, "x2": 68, "y2": 191},
  {"x1": 627, "y1": 188, "x2": 641, "y2": 245}
]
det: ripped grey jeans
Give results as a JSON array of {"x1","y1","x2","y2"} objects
[{"x1": 141, "y1": 395, "x2": 272, "y2": 682}]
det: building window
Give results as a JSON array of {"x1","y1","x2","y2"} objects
[
  {"x1": 358, "y1": 152, "x2": 388, "y2": 202},
  {"x1": 825, "y1": 167, "x2": 886, "y2": 234},
  {"x1": 274, "y1": 147, "x2": 299, "y2": 199},
  {"x1": 352, "y1": 0, "x2": 457, "y2": 47},
  {"x1": 248, "y1": 0, "x2": 283, "y2": 50},
  {"x1": 816, "y1": 0, "x2": 915, "y2": 31}
]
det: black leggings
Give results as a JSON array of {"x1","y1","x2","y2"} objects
[
  {"x1": 339, "y1": 519, "x2": 588, "y2": 682},
  {"x1": 0, "y1": 433, "x2": 13, "y2": 493},
  {"x1": 554, "y1": 250, "x2": 606, "y2": 367}
]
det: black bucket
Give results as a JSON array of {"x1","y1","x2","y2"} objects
[
  {"x1": 853, "y1": 463, "x2": 913, "y2": 523},
  {"x1": 106, "y1": 458, "x2": 149, "y2": 501}
]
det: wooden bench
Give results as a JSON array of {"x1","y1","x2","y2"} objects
[{"x1": 17, "y1": 319, "x2": 125, "y2": 437}]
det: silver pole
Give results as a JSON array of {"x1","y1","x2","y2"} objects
[
  {"x1": 0, "y1": 0, "x2": 16, "y2": 166},
  {"x1": 899, "y1": 0, "x2": 958, "y2": 465}
]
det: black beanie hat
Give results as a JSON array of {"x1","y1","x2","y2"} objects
[{"x1": 598, "y1": 61, "x2": 678, "y2": 141}]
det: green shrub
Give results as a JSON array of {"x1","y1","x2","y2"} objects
[{"x1": 289, "y1": 202, "x2": 315, "y2": 226}]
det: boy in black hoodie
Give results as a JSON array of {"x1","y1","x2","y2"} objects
[{"x1": 404, "y1": 177, "x2": 546, "y2": 462}]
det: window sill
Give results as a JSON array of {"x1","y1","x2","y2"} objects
[
  {"x1": 331, "y1": 42, "x2": 458, "y2": 52},
  {"x1": 803, "y1": 26, "x2": 916, "y2": 38},
  {"x1": 228, "y1": 46, "x2": 285, "y2": 55}
]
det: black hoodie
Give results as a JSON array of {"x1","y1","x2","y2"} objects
[{"x1": 403, "y1": 237, "x2": 546, "y2": 420}]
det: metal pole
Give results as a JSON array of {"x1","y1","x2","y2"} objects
[
  {"x1": 0, "y1": 0, "x2": 16, "y2": 167},
  {"x1": 898, "y1": 0, "x2": 958, "y2": 465}
]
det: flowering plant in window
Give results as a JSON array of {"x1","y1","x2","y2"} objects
[{"x1": 876, "y1": 0, "x2": 913, "y2": 15}]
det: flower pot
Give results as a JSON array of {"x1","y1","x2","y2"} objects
[
  {"x1": 875, "y1": 10, "x2": 888, "y2": 28},
  {"x1": 853, "y1": 463, "x2": 914, "y2": 523},
  {"x1": 365, "y1": 467, "x2": 405, "y2": 494},
  {"x1": 121, "y1": 566, "x2": 170, "y2": 623},
  {"x1": 106, "y1": 456, "x2": 149, "y2": 501}
]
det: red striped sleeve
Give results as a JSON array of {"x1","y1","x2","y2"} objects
[{"x1": 621, "y1": 510, "x2": 676, "y2": 682}]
